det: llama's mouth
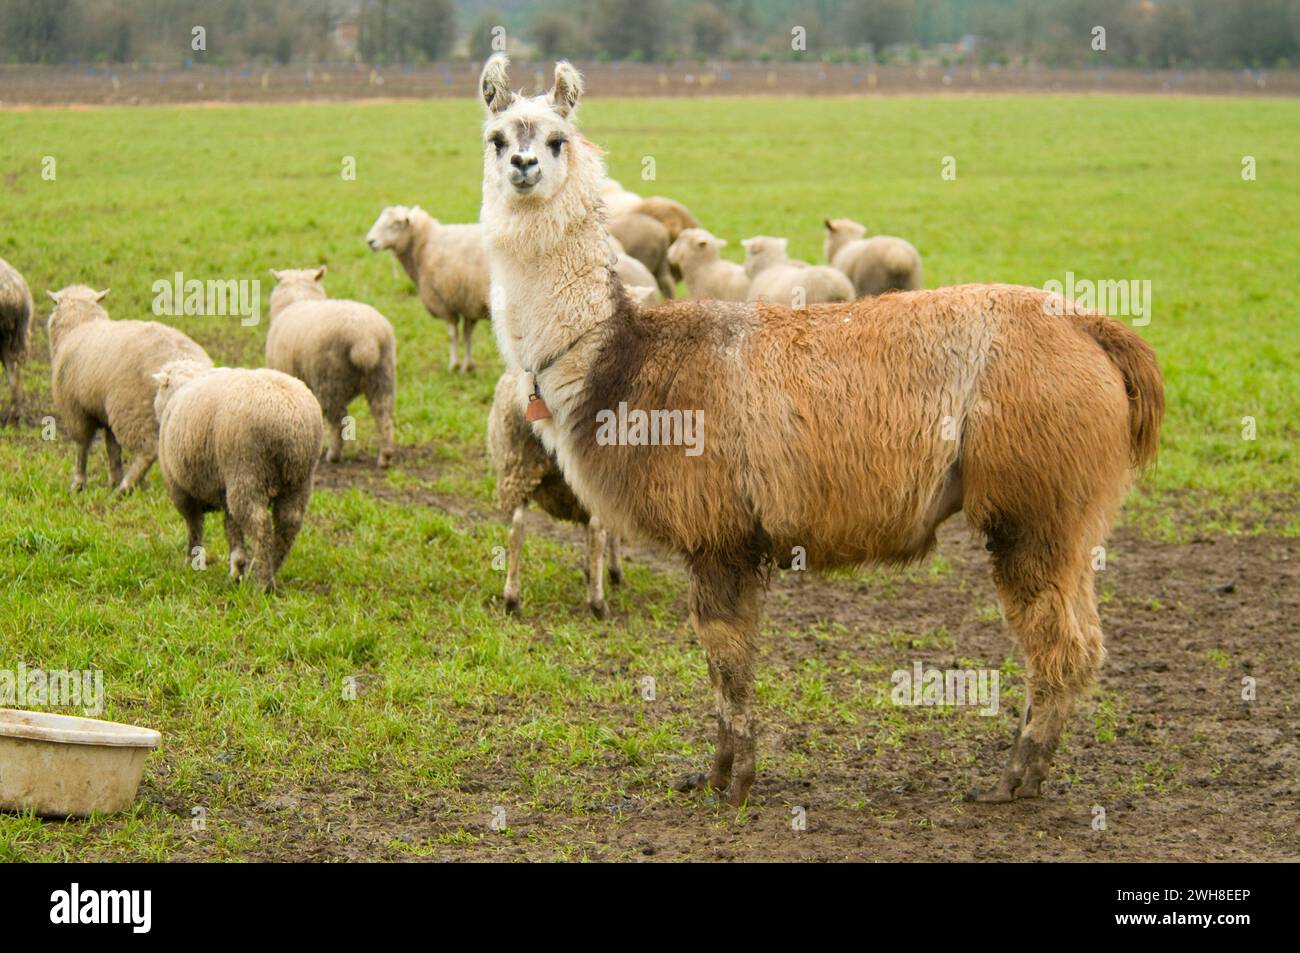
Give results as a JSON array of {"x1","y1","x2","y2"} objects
[{"x1": 509, "y1": 171, "x2": 541, "y2": 192}]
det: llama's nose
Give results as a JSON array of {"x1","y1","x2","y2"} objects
[{"x1": 510, "y1": 153, "x2": 538, "y2": 172}]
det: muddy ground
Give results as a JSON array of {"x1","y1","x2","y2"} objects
[{"x1": 175, "y1": 456, "x2": 1299, "y2": 862}]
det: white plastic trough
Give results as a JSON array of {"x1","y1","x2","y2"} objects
[{"x1": 0, "y1": 709, "x2": 160, "y2": 818}]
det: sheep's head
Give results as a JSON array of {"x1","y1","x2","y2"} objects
[
  {"x1": 268, "y1": 266, "x2": 328, "y2": 315},
  {"x1": 668, "y1": 228, "x2": 725, "y2": 270},
  {"x1": 823, "y1": 217, "x2": 868, "y2": 260},
  {"x1": 46, "y1": 285, "x2": 109, "y2": 348},
  {"x1": 741, "y1": 236, "x2": 790, "y2": 278},
  {"x1": 152, "y1": 359, "x2": 211, "y2": 420},
  {"x1": 366, "y1": 206, "x2": 421, "y2": 252},
  {"x1": 480, "y1": 54, "x2": 586, "y2": 206}
]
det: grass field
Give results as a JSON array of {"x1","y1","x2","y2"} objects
[{"x1": 0, "y1": 95, "x2": 1296, "y2": 861}]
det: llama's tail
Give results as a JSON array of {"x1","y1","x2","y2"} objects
[
  {"x1": 349, "y1": 336, "x2": 381, "y2": 372},
  {"x1": 1071, "y1": 313, "x2": 1164, "y2": 470}
]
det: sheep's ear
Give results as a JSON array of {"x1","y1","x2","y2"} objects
[
  {"x1": 549, "y1": 61, "x2": 583, "y2": 118},
  {"x1": 697, "y1": 237, "x2": 709, "y2": 247},
  {"x1": 269, "y1": 269, "x2": 283, "y2": 281},
  {"x1": 46, "y1": 290, "x2": 61, "y2": 304},
  {"x1": 151, "y1": 369, "x2": 169, "y2": 388},
  {"x1": 94, "y1": 288, "x2": 110, "y2": 302},
  {"x1": 480, "y1": 53, "x2": 515, "y2": 115},
  {"x1": 313, "y1": 266, "x2": 327, "y2": 282},
  {"x1": 824, "y1": 218, "x2": 835, "y2": 232}
]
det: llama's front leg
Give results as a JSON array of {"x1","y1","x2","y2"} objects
[
  {"x1": 585, "y1": 517, "x2": 608, "y2": 619},
  {"x1": 446, "y1": 318, "x2": 460, "y2": 372},
  {"x1": 675, "y1": 559, "x2": 761, "y2": 806},
  {"x1": 459, "y1": 318, "x2": 477, "y2": 373},
  {"x1": 503, "y1": 505, "x2": 525, "y2": 614}
]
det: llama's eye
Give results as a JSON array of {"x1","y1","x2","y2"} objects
[
  {"x1": 547, "y1": 136, "x2": 566, "y2": 156},
  {"x1": 490, "y1": 135, "x2": 507, "y2": 155}
]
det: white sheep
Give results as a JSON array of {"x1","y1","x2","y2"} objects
[
  {"x1": 608, "y1": 212, "x2": 675, "y2": 299},
  {"x1": 607, "y1": 236, "x2": 662, "y2": 302},
  {"x1": 267, "y1": 266, "x2": 397, "y2": 467},
  {"x1": 0, "y1": 256, "x2": 33, "y2": 414},
  {"x1": 153, "y1": 359, "x2": 323, "y2": 592},
  {"x1": 487, "y1": 369, "x2": 623, "y2": 618},
  {"x1": 742, "y1": 236, "x2": 854, "y2": 306},
  {"x1": 823, "y1": 218, "x2": 923, "y2": 296},
  {"x1": 667, "y1": 228, "x2": 750, "y2": 301},
  {"x1": 599, "y1": 178, "x2": 643, "y2": 218},
  {"x1": 365, "y1": 204, "x2": 489, "y2": 372},
  {"x1": 47, "y1": 285, "x2": 212, "y2": 494}
]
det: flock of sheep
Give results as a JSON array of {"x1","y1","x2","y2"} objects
[{"x1": 0, "y1": 188, "x2": 922, "y2": 604}]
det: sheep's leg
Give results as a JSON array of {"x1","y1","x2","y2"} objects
[
  {"x1": 607, "y1": 535, "x2": 624, "y2": 587},
  {"x1": 970, "y1": 539, "x2": 1102, "y2": 803},
  {"x1": 224, "y1": 509, "x2": 247, "y2": 581},
  {"x1": 366, "y1": 385, "x2": 396, "y2": 468},
  {"x1": 270, "y1": 485, "x2": 310, "y2": 577},
  {"x1": 446, "y1": 318, "x2": 460, "y2": 372},
  {"x1": 503, "y1": 505, "x2": 525, "y2": 614},
  {"x1": 459, "y1": 318, "x2": 476, "y2": 373},
  {"x1": 322, "y1": 404, "x2": 345, "y2": 463},
  {"x1": 4, "y1": 358, "x2": 20, "y2": 413},
  {"x1": 585, "y1": 517, "x2": 609, "y2": 619},
  {"x1": 675, "y1": 556, "x2": 761, "y2": 806},
  {"x1": 71, "y1": 438, "x2": 91, "y2": 492},
  {"x1": 230, "y1": 491, "x2": 276, "y2": 592},
  {"x1": 115, "y1": 451, "x2": 155, "y2": 495},
  {"x1": 654, "y1": 259, "x2": 676, "y2": 300},
  {"x1": 104, "y1": 431, "x2": 124, "y2": 488}
]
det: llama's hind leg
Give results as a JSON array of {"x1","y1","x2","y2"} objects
[
  {"x1": 971, "y1": 536, "x2": 1104, "y2": 802},
  {"x1": 607, "y1": 535, "x2": 624, "y2": 587},
  {"x1": 675, "y1": 556, "x2": 761, "y2": 806}
]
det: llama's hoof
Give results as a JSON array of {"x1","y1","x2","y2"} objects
[
  {"x1": 504, "y1": 594, "x2": 521, "y2": 615},
  {"x1": 608, "y1": 568, "x2": 624, "y2": 588},
  {"x1": 589, "y1": 599, "x2": 609, "y2": 620},
  {"x1": 966, "y1": 784, "x2": 1015, "y2": 804},
  {"x1": 673, "y1": 772, "x2": 712, "y2": 794}
]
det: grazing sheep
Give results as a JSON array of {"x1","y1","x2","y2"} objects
[
  {"x1": 608, "y1": 212, "x2": 675, "y2": 299},
  {"x1": 153, "y1": 359, "x2": 323, "y2": 592},
  {"x1": 365, "y1": 204, "x2": 489, "y2": 372},
  {"x1": 607, "y1": 236, "x2": 661, "y2": 301},
  {"x1": 488, "y1": 369, "x2": 622, "y2": 618},
  {"x1": 824, "y1": 218, "x2": 923, "y2": 297},
  {"x1": 478, "y1": 56, "x2": 1165, "y2": 808},
  {"x1": 598, "y1": 178, "x2": 643, "y2": 217},
  {"x1": 629, "y1": 197, "x2": 701, "y2": 243},
  {"x1": 47, "y1": 286, "x2": 212, "y2": 494},
  {"x1": 667, "y1": 228, "x2": 750, "y2": 302},
  {"x1": 742, "y1": 236, "x2": 854, "y2": 305},
  {"x1": 0, "y1": 257, "x2": 33, "y2": 414},
  {"x1": 267, "y1": 266, "x2": 397, "y2": 468}
]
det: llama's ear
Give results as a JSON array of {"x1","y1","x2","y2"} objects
[
  {"x1": 94, "y1": 288, "x2": 110, "y2": 301},
  {"x1": 549, "y1": 60, "x2": 583, "y2": 118},
  {"x1": 480, "y1": 53, "x2": 515, "y2": 114}
]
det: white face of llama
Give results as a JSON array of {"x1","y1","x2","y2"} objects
[
  {"x1": 366, "y1": 206, "x2": 417, "y2": 251},
  {"x1": 479, "y1": 55, "x2": 584, "y2": 206}
]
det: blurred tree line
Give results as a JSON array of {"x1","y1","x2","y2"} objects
[{"x1": 2, "y1": 0, "x2": 1297, "y2": 68}]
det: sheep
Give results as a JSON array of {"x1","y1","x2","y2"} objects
[
  {"x1": 0, "y1": 257, "x2": 33, "y2": 415},
  {"x1": 478, "y1": 55, "x2": 1165, "y2": 808},
  {"x1": 488, "y1": 369, "x2": 623, "y2": 618},
  {"x1": 598, "y1": 178, "x2": 643, "y2": 217},
  {"x1": 742, "y1": 235, "x2": 854, "y2": 305},
  {"x1": 46, "y1": 285, "x2": 212, "y2": 494},
  {"x1": 824, "y1": 218, "x2": 923, "y2": 296},
  {"x1": 365, "y1": 204, "x2": 489, "y2": 372},
  {"x1": 628, "y1": 197, "x2": 701, "y2": 243},
  {"x1": 153, "y1": 359, "x2": 323, "y2": 592},
  {"x1": 267, "y1": 266, "x2": 397, "y2": 468},
  {"x1": 667, "y1": 228, "x2": 750, "y2": 302},
  {"x1": 607, "y1": 212, "x2": 675, "y2": 299},
  {"x1": 607, "y1": 236, "x2": 661, "y2": 302}
]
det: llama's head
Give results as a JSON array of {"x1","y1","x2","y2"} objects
[
  {"x1": 741, "y1": 236, "x2": 790, "y2": 278},
  {"x1": 668, "y1": 228, "x2": 726, "y2": 270},
  {"x1": 366, "y1": 205, "x2": 425, "y2": 252},
  {"x1": 479, "y1": 54, "x2": 603, "y2": 253},
  {"x1": 268, "y1": 266, "x2": 328, "y2": 316},
  {"x1": 823, "y1": 217, "x2": 868, "y2": 260}
]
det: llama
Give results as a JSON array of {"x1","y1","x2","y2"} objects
[{"x1": 477, "y1": 55, "x2": 1164, "y2": 807}]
